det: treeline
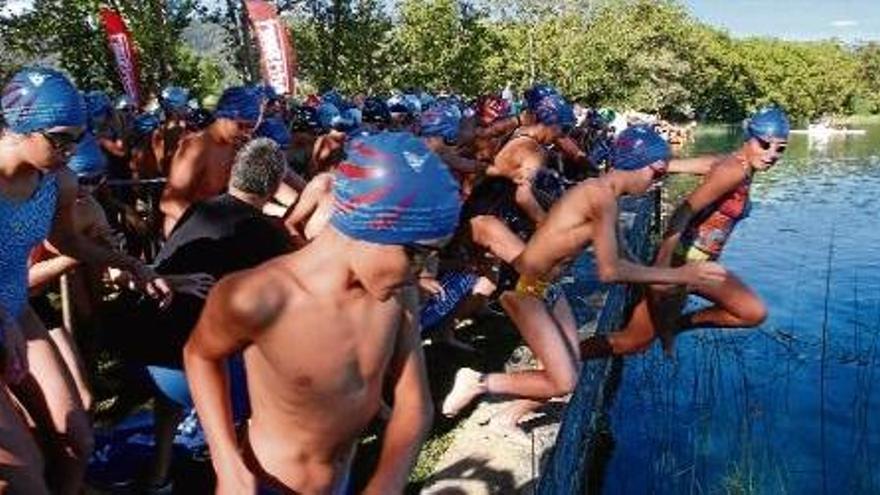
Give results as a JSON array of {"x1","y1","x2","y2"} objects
[{"x1": 2, "y1": 0, "x2": 879, "y2": 122}]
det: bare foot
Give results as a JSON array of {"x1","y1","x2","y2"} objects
[
  {"x1": 490, "y1": 399, "x2": 543, "y2": 428},
  {"x1": 442, "y1": 368, "x2": 486, "y2": 418}
]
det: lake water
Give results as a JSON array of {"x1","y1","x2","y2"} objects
[{"x1": 603, "y1": 125, "x2": 880, "y2": 494}]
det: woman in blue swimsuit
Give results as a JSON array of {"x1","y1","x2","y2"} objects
[{"x1": 0, "y1": 68, "x2": 171, "y2": 494}]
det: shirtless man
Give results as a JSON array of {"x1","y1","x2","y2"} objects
[
  {"x1": 184, "y1": 132, "x2": 462, "y2": 494},
  {"x1": 487, "y1": 92, "x2": 574, "y2": 224},
  {"x1": 160, "y1": 86, "x2": 262, "y2": 236},
  {"x1": 419, "y1": 101, "x2": 485, "y2": 177},
  {"x1": 442, "y1": 125, "x2": 727, "y2": 419}
]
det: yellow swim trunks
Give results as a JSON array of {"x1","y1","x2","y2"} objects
[
  {"x1": 515, "y1": 275, "x2": 564, "y2": 306},
  {"x1": 675, "y1": 244, "x2": 714, "y2": 263}
]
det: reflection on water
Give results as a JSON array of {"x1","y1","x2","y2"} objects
[{"x1": 603, "y1": 125, "x2": 880, "y2": 494}]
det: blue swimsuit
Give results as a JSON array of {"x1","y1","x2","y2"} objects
[{"x1": 0, "y1": 173, "x2": 58, "y2": 341}]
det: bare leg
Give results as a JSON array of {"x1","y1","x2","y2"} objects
[
  {"x1": 10, "y1": 306, "x2": 93, "y2": 495},
  {"x1": 0, "y1": 385, "x2": 50, "y2": 494},
  {"x1": 469, "y1": 215, "x2": 526, "y2": 264},
  {"x1": 607, "y1": 285, "x2": 688, "y2": 355},
  {"x1": 442, "y1": 292, "x2": 579, "y2": 417},
  {"x1": 47, "y1": 327, "x2": 93, "y2": 411},
  {"x1": 680, "y1": 271, "x2": 767, "y2": 330}
]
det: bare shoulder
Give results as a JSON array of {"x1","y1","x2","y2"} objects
[
  {"x1": 311, "y1": 172, "x2": 334, "y2": 193},
  {"x1": 173, "y1": 132, "x2": 207, "y2": 162},
  {"x1": 209, "y1": 259, "x2": 293, "y2": 332}
]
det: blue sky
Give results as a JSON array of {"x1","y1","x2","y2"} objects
[{"x1": 684, "y1": 0, "x2": 880, "y2": 41}]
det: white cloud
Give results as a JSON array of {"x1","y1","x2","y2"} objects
[{"x1": 831, "y1": 20, "x2": 858, "y2": 28}]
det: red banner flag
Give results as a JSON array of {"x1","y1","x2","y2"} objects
[
  {"x1": 99, "y1": 7, "x2": 141, "y2": 107},
  {"x1": 245, "y1": 0, "x2": 297, "y2": 96}
]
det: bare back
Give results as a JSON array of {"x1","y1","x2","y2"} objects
[
  {"x1": 160, "y1": 131, "x2": 236, "y2": 235},
  {"x1": 516, "y1": 179, "x2": 616, "y2": 278}
]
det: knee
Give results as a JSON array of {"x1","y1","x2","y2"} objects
[
  {"x1": 498, "y1": 291, "x2": 518, "y2": 313},
  {"x1": 743, "y1": 303, "x2": 768, "y2": 327},
  {"x1": 549, "y1": 364, "x2": 579, "y2": 396}
]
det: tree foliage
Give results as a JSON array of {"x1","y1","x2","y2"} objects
[{"x1": 1, "y1": 0, "x2": 878, "y2": 122}]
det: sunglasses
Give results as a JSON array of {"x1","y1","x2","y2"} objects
[
  {"x1": 42, "y1": 129, "x2": 85, "y2": 152},
  {"x1": 755, "y1": 136, "x2": 787, "y2": 154}
]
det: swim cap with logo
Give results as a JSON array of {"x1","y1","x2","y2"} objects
[
  {"x1": 2, "y1": 67, "x2": 86, "y2": 134},
  {"x1": 745, "y1": 106, "x2": 790, "y2": 141},
  {"x1": 160, "y1": 86, "x2": 190, "y2": 113},
  {"x1": 331, "y1": 132, "x2": 461, "y2": 245},
  {"x1": 533, "y1": 94, "x2": 575, "y2": 129},
  {"x1": 612, "y1": 125, "x2": 671, "y2": 171},
  {"x1": 419, "y1": 102, "x2": 462, "y2": 143}
]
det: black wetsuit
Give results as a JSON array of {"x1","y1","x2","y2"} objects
[{"x1": 105, "y1": 194, "x2": 293, "y2": 367}]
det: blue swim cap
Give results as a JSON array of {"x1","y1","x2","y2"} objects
[
  {"x1": 534, "y1": 94, "x2": 574, "y2": 129},
  {"x1": 746, "y1": 106, "x2": 790, "y2": 141},
  {"x1": 66, "y1": 133, "x2": 107, "y2": 177},
  {"x1": 418, "y1": 91, "x2": 436, "y2": 111},
  {"x1": 215, "y1": 86, "x2": 262, "y2": 122},
  {"x1": 318, "y1": 103, "x2": 355, "y2": 132},
  {"x1": 612, "y1": 125, "x2": 671, "y2": 171},
  {"x1": 133, "y1": 112, "x2": 161, "y2": 138},
  {"x1": 255, "y1": 117, "x2": 291, "y2": 150},
  {"x1": 524, "y1": 83, "x2": 560, "y2": 111},
  {"x1": 387, "y1": 94, "x2": 410, "y2": 115},
  {"x1": 419, "y1": 102, "x2": 462, "y2": 143},
  {"x1": 2, "y1": 67, "x2": 86, "y2": 134},
  {"x1": 403, "y1": 94, "x2": 422, "y2": 115},
  {"x1": 331, "y1": 132, "x2": 461, "y2": 245},
  {"x1": 363, "y1": 96, "x2": 391, "y2": 124},
  {"x1": 321, "y1": 89, "x2": 346, "y2": 109},
  {"x1": 160, "y1": 86, "x2": 190, "y2": 112}
]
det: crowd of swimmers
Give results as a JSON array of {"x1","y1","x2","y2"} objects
[{"x1": 0, "y1": 66, "x2": 791, "y2": 494}]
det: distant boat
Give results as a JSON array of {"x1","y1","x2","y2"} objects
[{"x1": 790, "y1": 123, "x2": 866, "y2": 136}]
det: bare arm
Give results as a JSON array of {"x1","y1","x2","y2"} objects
[
  {"x1": 591, "y1": 192, "x2": 710, "y2": 285},
  {"x1": 48, "y1": 169, "x2": 170, "y2": 300},
  {"x1": 437, "y1": 147, "x2": 486, "y2": 174},
  {"x1": 363, "y1": 287, "x2": 433, "y2": 495},
  {"x1": 283, "y1": 175, "x2": 329, "y2": 239},
  {"x1": 184, "y1": 271, "x2": 286, "y2": 493},
  {"x1": 28, "y1": 255, "x2": 79, "y2": 291},
  {"x1": 160, "y1": 139, "x2": 204, "y2": 234},
  {"x1": 667, "y1": 154, "x2": 725, "y2": 176}
]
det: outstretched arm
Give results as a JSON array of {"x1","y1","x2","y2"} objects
[
  {"x1": 591, "y1": 193, "x2": 725, "y2": 285},
  {"x1": 47, "y1": 169, "x2": 171, "y2": 302},
  {"x1": 364, "y1": 287, "x2": 433, "y2": 495},
  {"x1": 667, "y1": 154, "x2": 724, "y2": 176}
]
